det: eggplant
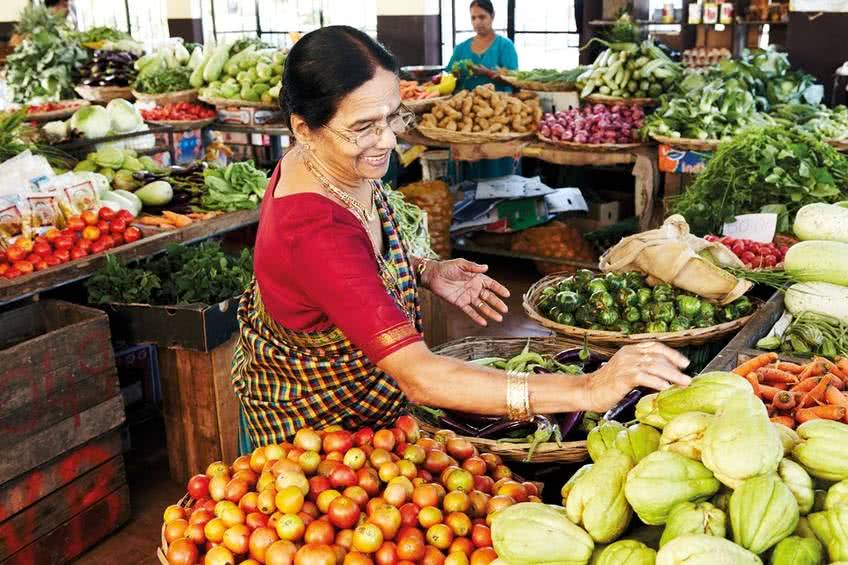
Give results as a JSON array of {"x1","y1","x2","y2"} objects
[
  {"x1": 476, "y1": 418, "x2": 536, "y2": 439},
  {"x1": 558, "y1": 411, "x2": 584, "y2": 438},
  {"x1": 443, "y1": 409, "x2": 501, "y2": 429},
  {"x1": 555, "y1": 348, "x2": 609, "y2": 373},
  {"x1": 603, "y1": 387, "x2": 648, "y2": 421}
]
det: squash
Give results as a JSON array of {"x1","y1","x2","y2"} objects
[
  {"x1": 784, "y1": 241, "x2": 848, "y2": 286},
  {"x1": 794, "y1": 203, "x2": 848, "y2": 243},
  {"x1": 784, "y1": 282, "x2": 848, "y2": 320}
]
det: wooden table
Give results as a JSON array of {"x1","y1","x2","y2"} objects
[{"x1": 0, "y1": 209, "x2": 260, "y2": 306}]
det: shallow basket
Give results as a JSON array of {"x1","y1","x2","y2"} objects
[
  {"x1": 583, "y1": 94, "x2": 657, "y2": 106},
  {"x1": 25, "y1": 99, "x2": 89, "y2": 121},
  {"x1": 416, "y1": 125, "x2": 534, "y2": 145},
  {"x1": 156, "y1": 493, "x2": 192, "y2": 565},
  {"x1": 523, "y1": 274, "x2": 758, "y2": 348},
  {"x1": 404, "y1": 95, "x2": 450, "y2": 114},
  {"x1": 198, "y1": 94, "x2": 278, "y2": 109},
  {"x1": 74, "y1": 84, "x2": 134, "y2": 102},
  {"x1": 650, "y1": 134, "x2": 722, "y2": 151},
  {"x1": 132, "y1": 89, "x2": 199, "y2": 105},
  {"x1": 146, "y1": 117, "x2": 216, "y2": 129},
  {"x1": 419, "y1": 336, "x2": 618, "y2": 464},
  {"x1": 499, "y1": 74, "x2": 577, "y2": 92},
  {"x1": 536, "y1": 132, "x2": 645, "y2": 152}
]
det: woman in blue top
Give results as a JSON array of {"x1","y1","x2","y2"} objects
[{"x1": 446, "y1": 0, "x2": 519, "y2": 179}]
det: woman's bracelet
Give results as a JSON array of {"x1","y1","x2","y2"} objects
[
  {"x1": 506, "y1": 371, "x2": 531, "y2": 421},
  {"x1": 415, "y1": 258, "x2": 432, "y2": 286}
]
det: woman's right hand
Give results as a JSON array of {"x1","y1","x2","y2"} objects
[{"x1": 582, "y1": 342, "x2": 691, "y2": 412}]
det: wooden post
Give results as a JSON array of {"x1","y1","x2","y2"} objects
[
  {"x1": 419, "y1": 288, "x2": 450, "y2": 349},
  {"x1": 633, "y1": 150, "x2": 660, "y2": 230}
]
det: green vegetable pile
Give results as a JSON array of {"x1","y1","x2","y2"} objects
[
  {"x1": 385, "y1": 188, "x2": 437, "y2": 260},
  {"x1": 6, "y1": 24, "x2": 86, "y2": 102},
  {"x1": 577, "y1": 39, "x2": 681, "y2": 99},
  {"x1": 73, "y1": 146, "x2": 155, "y2": 189},
  {"x1": 73, "y1": 26, "x2": 132, "y2": 45},
  {"x1": 201, "y1": 160, "x2": 268, "y2": 211},
  {"x1": 133, "y1": 43, "x2": 204, "y2": 94},
  {"x1": 86, "y1": 241, "x2": 252, "y2": 305},
  {"x1": 196, "y1": 42, "x2": 285, "y2": 105},
  {"x1": 0, "y1": 110, "x2": 71, "y2": 168},
  {"x1": 758, "y1": 312, "x2": 848, "y2": 359},
  {"x1": 771, "y1": 104, "x2": 848, "y2": 141},
  {"x1": 536, "y1": 269, "x2": 753, "y2": 334},
  {"x1": 502, "y1": 67, "x2": 587, "y2": 85},
  {"x1": 671, "y1": 127, "x2": 848, "y2": 235}
]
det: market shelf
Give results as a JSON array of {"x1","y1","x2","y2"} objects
[
  {"x1": 0, "y1": 209, "x2": 259, "y2": 306},
  {"x1": 453, "y1": 238, "x2": 597, "y2": 271},
  {"x1": 207, "y1": 122, "x2": 292, "y2": 137}
]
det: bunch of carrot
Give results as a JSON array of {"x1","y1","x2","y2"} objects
[
  {"x1": 400, "y1": 80, "x2": 441, "y2": 101},
  {"x1": 733, "y1": 352, "x2": 848, "y2": 429}
]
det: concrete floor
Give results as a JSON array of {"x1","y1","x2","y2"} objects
[{"x1": 73, "y1": 257, "x2": 548, "y2": 564}]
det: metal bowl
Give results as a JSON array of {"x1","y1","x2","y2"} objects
[{"x1": 401, "y1": 65, "x2": 443, "y2": 82}]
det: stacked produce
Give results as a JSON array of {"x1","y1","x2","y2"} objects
[
  {"x1": 671, "y1": 127, "x2": 848, "y2": 236},
  {"x1": 511, "y1": 222, "x2": 597, "y2": 275},
  {"x1": 43, "y1": 98, "x2": 155, "y2": 151},
  {"x1": 576, "y1": 40, "x2": 682, "y2": 100},
  {"x1": 201, "y1": 161, "x2": 268, "y2": 211},
  {"x1": 397, "y1": 181, "x2": 450, "y2": 259},
  {"x1": 158, "y1": 416, "x2": 520, "y2": 565},
  {"x1": 484, "y1": 370, "x2": 848, "y2": 565},
  {"x1": 399, "y1": 80, "x2": 447, "y2": 102},
  {"x1": 539, "y1": 103, "x2": 644, "y2": 145},
  {"x1": 196, "y1": 42, "x2": 285, "y2": 106},
  {"x1": 771, "y1": 104, "x2": 848, "y2": 141},
  {"x1": 140, "y1": 103, "x2": 216, "y2": 124},
  {"x1": 77, "y1": 49, "x2": 139, "y2": 88},
  {"x1": 419, "y1": 85, "x2": 541, "y2": 135},
  {"x1": 704, "y1": 235, "x2": 789, "y2": 270},
  {"x1": 72, "y1": 26, "x2": 132, "y2": 47},
  {"x1": 535, "y1": 270, "x2": 754, "y2": 334},
  {"x1": 74, "y1": 146, "x2": 154, "y2": 188},
  {"x1": 133, "y1": 42, "x2": 205, "y2": 95},
  {"x1": 499, "y1": 67, "x2": 586, "y2": 86},
  {"x1": 0, "y1": 206, "x2": 141, "y2": 279}
]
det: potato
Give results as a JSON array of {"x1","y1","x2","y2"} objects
[{"x1": 445, "y1": 120, "x2": 458, "y2": 131}]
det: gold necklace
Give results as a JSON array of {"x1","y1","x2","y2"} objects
[{"x1": 304, "y1": 158, "x2": 376, "y2": 223}]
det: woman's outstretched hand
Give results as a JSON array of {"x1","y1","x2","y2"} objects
[
  {"x1": 424, "y1": 259, "x2": 510, "y2": 326},
  {"x1": 582, "y1": 342, "x2": 691, "y2": 412}
]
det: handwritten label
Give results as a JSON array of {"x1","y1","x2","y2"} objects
[{"x1": 722, "y1": 213, "x2": 777, "y2": 243}]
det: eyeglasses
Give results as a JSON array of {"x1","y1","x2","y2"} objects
[{"x1": 324, "y1": 105, "x2": 417, "y2": 147}]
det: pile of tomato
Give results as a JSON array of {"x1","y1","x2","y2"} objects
[
  {"x1": 163, "y1": 416, "x2": 530, "y2": 565},
  {"x1": 26, "y1": 101, "x2": 78, "y2": 114},
  {"x1": 0, "y1": 207, "x2": 142, "y2": 280},
  {"x1": 704, "y1": 234, "x2": 789, "y2": 269},
  {"x1": 141, "y1": 103, "x2": 217, "y2": 122}
]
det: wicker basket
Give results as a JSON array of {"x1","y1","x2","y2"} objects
[
  {"x1": 499, "y1": 74, "x2": 577, "y2": 92},
  {"x1": 536, "y1": 132, "x2": 646, "y2": 152},
  {"x1": 650, "y1": 134, "x2": 722, "y2": 151},
  {"x1": 583, "y1": 94, "x2": 656, "y2": 106},
  {"x1": 416, "y1": 126, "x2": 534, "y2": 145},
  {"x1": 523, "y1": 274, "x2": 758, "y2": 347},
  {"x1": 146, "y1": 117, "x2": 216, "y2": 129},
  {"x1": 74, "y1": 85, "x2": 134, "y2": 102},
  {"x1": 156, "y1": 493, "x2": 193, "y2": 565},
  {"x1": 132, "y1": 89, "x2": 199, "y2": 105},
  {"x1": 198, "y1": 94, "x2": 278, "y2": 109},
  {"x1": 827, "y1": 138, "x2": 848, "y2": 152},
  {"x1": 404, "y1": 96, "x2": 450, "y2": 114},
  {"x1": 24, "y1": 99, "x2": 89, "y2": 121},
  {"x1": 420, "y1": 336, "x2": 618, "y2": 464}
]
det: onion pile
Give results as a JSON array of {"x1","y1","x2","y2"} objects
[{"x1": 539, "y1": 103, "x2": 645, "y2": 145}]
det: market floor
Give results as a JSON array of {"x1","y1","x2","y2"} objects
[{"x1": 72, "y1": 257, "x2": 548, "y2": 564}]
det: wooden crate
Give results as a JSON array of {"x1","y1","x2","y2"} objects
[{"x1": 159, "y1": 336, "x2": 241, "y2": 484}]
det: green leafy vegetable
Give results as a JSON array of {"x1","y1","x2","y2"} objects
[
  {"x1": 6, "y1": 28, "x2": 86, "y2": 102},
  {"x1": 133, "y1": 67, "x2": 192, "y2": 94},
  {"x1": 386, "y1": 187, "x2": 437, "y2": 259},
  {"x1": 201, "y1": 160, "x2": 268, "y2": 211}
]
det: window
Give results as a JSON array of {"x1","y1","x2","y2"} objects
[
  {"x1": 74, "y1": 0, "x2": 169, "y2": 47},
  {"x1": 203, "y1": 0, "x2": 377, "y2": 48},
  {"x1": 441, "y1": 0, "x2": 579, "y2": 69}
]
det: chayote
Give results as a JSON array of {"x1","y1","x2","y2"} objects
[
  {"x1": 779, "y1": 458, "x2": 815, "y2": 515},
  {"x1": 656, "y1": 534, "x2": 762, "y2": 565},
  {"x1": 774, "y1": 422, "x2": 801, "y2": 456},
  {"x1": 625, "y1": 450, "x2": 720, "y2": 526},
  {"x1": 587, "y1": 420, "x2": 626, "y2": 463},
  {"x1": 595, "y1": 540, "x2": 656, "y2": 565},
  {"x1": 793, "y1": 420, "x2": 848, "y2": 482},
  {"x1": 492, "y1": 502, "x2": 594, "y2": 565},
  {"x1": 655, "y1": 371, "x2": 752, "y2": 422},
  {"x1": 659, "y1": 412, "x2": 713, "y2": 461},
  {"x1": 730, "y1": 474, "x2": 800, "y2": 555},
  {"x1": 826, "y1": 480, "x2": 848, "y2": 510},
  {"x1": 614, "y1": 423, "x2": 661, "y2": 463},
  {"x1": 712, "y1": 490, "x2": 732, "y2": 513},
  {"x1": 566, "y1": 450, "x2": 634, "y2": 543},
  {"x1": 561, "y1": 463, "x2": 593, "y2": 505},
  {"x1": 659, "y1": 501, "x2": 726, "y2": 547},
  {"x1": 795, "y1": 516, "x2": 817, "y2": 539},
  {"x1": 701, "y1": 392, "x2": 783, "y2": 489},
  {"x1": 636, "y1": 393, "x2": 670, "y2": 429},
  {"x1": 769, "y1": 536, "x2": 823, "y2": 565},
  {"x1": 808, "y1": 506, "x2": 848, "y2": 562}
]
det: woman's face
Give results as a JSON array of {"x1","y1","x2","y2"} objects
[
  {"x1": 470, "y1": 5, "x2": 494, "y2": 35},
  {"x1": 309, "y1": 67, "x2": 401, "y2": 182}
]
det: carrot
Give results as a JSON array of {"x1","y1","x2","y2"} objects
[
  {"x1": 733, "y1": 352, "x2": 778, "y2": 376},
  {"x1": 758, "y1": 367, "x2": 799, "y2": 385},
  {"x1": 759, "y1": 385, "x2": 783, "y2": 402},
  {"x1": 770, "y1": 415, "x2": 796, "y2": 429},
  {"x1": 825, "y1": 385, "x2": 848, "y2": 411},
  {"x1": 795, "y1": 405, "x2": 846, "y2": 424},
  {"x1": 743, "y1": 373, "x2": 761, "y2": 396},
  {"x1": 772, "y1": 383, "x2": 789, "y2": 391},
  {"x1": 837, "y1": 357, "x2": 848, "y2": 377},
  {"x1": 772, "y1": 391, "x2": 797, "y2": 411},
  {"x1": 798, "y1": 361, "x2": 826, "y2": 381},
  {"x1": 816, "y1": 357, "x2": 847, "y2": 380},
  {"x1": 776, "y1": 362, "x2": 803, "y2": 375},
  {"x1": 790, "y1": 377, "x2": 821, "y2": 394},
  {"x1": 799, "y1": 375, "x2": 831, "y2": 408},
  {"x1": 824, "y1": 372, "x2": 845, "y2": 391}
]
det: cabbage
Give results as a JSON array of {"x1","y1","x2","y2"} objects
[
  {"x1": 70, "y1": 105, "x2": 112, "y2": 138},
  {"x1": 106, "y1": 99, "x2": 143, "y2": 133}
]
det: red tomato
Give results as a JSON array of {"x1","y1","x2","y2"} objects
[
  {"x1": 60, "y1": 228, "x2": 79, "y2": 240},
  {"x1": 100, "y1": 234, "x2": 116, "y2": 249},
  {"x1": 32, "y1": 241, "x2": 52, "y2": 256},
  {"x1": 111, "y1": 217, "x2": 127, "y2": 233},
  {"x1": 121, "y1": 225, "x2": 140, "y2": 242},
  {"x1": 112, "y1": 232, "x2": 125, "y2": 246},
  {"x1": 66, "y1": 216, "x2": 85, "y2": 231},
  {"x1": 81, "y1": 210, "x2": 98, "y2": 226},
  {"x1": 116, "y1": 209, "x2": 135, "y2": 222},
  {"x1": 97, "y1": 220, "x2": 111, "y2": 233},
  {"x1": 70, "y1": 248, "x2": 88, "y2": 260},
  {"x1": 54, "y1": 237, "x2": 74, "y2": 250},
  {"x1": 0, "y1": 264, "x2": 7, "y2": 275},
  {"x1": 4, "y1": 267, "x2": 22, "y2": 279},
  {"x1": 98, "y1": 207, "x2": 115, "y2": 221},
  {"x1": 44, "y1": 255, "x2": 61, "y2": 267},
  {"x1": 13, "y1": 260, "x2": 34, "y2": 274},
  {"x1": 77, "y1": 238, "x2": 92, "y2": 251},
  {"x1": 6, "y1": 245, "x2": 26, "y2": 262},
  {"x1": 90, "y1": 240, "x2": 107, "y2": 254},
  {"x1": 34, "y1": 259, "x2": 49, "y2": 271}
]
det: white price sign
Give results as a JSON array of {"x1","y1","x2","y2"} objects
[{"x1": 722, "y1": 213, "x2": 778, "y2": 243}]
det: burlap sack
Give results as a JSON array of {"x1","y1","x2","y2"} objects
[{"x1": 598, "y1": 215, "x2": 751, "y2": 305}]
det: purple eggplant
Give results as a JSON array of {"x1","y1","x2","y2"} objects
[
  {"x1": 603, "y1": 387, "x2": 648, "y2": 421},
  {"x1": 557, "y1": 411, "x2": 584, "y2": 438},
  {"x1": 555, "y1": 348, "x2": 609, "y2": 373},
  {"x1": 476, "y1": 418, "x2": 536, "y2": 439},
  {"x1": 443, "y1": 409, "x2": 501, "y2": 429}
]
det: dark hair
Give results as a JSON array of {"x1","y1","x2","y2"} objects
[
  {"x1": 44, "y1": 0, "x2": 64, "y2": 7},
  {"x1": 281, "y1": 26, "x2": 398, "y2": 130},
  {"x1": 470, "y1": 0, "x2": 494, "y2": 16}
]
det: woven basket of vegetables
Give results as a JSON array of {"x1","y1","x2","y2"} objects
[
  {"x1": 156, "y1": 493, "x2": 192, "y2": 565},
  {"x1": 414, "y1": 336, "x2": 622, "y2": 464},
  {"x1": 583, "y1": 94, "x2": 656, "y2": 107},
  {"x1": 132, "y1": 88, "x2": 198, "y2": 105},
  {"x1": 74, "y1": 84, "x2": 134, "y2": 103},
  {"x1": 197, "y1": 94, "x2": 278, "y2": 110},
  {"x1": 523, "y1": 272, "x2": 759, "y2": 347},
  {"x1": 499, "y1": 75, "x2": 577, "y2": 93},
  {"x1": 650, "y1": 134, "x2": 722, "y2": 151},
  {"x1": 537, "y1": 132, "x2": 645, "y2": 152}
]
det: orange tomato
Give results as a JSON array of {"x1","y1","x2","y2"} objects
[
  {"x1": 294, "y1": 543, "x2": 337, "y2": 565},
  {"x1": 265, "y1": 540, "x2": 298, "y2": 565},
  {"x1": 276, "y1": 513, "x2": 306, "y2": 542},
  {"x1": 469, "y1": 548, "x2": 497, "y2": 565},
  {"x1": 164, "y1": 519, "x2": 189, "y2": 544},
  {"x1": 352, "y1": 523, "x2": 384, "y2": 554},
  {"x1": 164, "y1": 505, "x2": 187, "y2": 523},
  {"x1": 277, "y1": 486, "x2": 306, "y2": 514}
]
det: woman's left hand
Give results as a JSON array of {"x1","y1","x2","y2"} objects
[{"x1": 424, "y1": 259, "x2": 510, "y2": 326}]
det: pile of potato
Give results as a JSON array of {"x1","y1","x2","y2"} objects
[{"x1": 420, "y1": 84, "x2": 542, "y2": 134}]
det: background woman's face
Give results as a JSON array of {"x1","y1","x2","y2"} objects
[{"x1": 470, "y1": 6, "x2": 494, "y2": 35}]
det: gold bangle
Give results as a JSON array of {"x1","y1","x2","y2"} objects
[
  {"x1": 506, "y1": 371, "x2": 531, "y2": 421},
  {"x1": 416, "y1": 259, "x2": 430, "y2": 284}
]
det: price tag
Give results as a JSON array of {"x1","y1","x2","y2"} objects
[{"x1": 722, "y1": 213, "x2": 777, "y2": 243}]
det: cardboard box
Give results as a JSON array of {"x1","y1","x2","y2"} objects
[
  {"x1": 658, "y1": 144, "x2": 711, "y2": 173},
  {"x1": 104, "y1": 297, "x2": 240, "y2": 352},
  {"x1": 493, "y1": 197, "x2": 551, "y2": 232}
]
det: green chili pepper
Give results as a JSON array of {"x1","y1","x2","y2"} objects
[
  {"x1": 557, "y1": 290, "x2": 581, "y2": 313},
  {"x1": 821, "y1": 339, "x2": 838, "y2": 358},
  {"x1": 637, "y1": 288, "x2": 653, "y2": 306},
  {"x1": 647, "y1": 321, "x2": 669, "y2": 333},
  {"x1": 656, "y1": 302, "x2": 676, "y2": 323},
  {"x1": 599, "y1": 307, "x2": 620, "y2": 326},
  {"x1": 670, "y1": 316, "x2": 692, "y2": 332},
  {"x1": 676, "y1": 295, "x2": 702, "y2": 319},
  {"x1": 699, "y1": 302, "x2": 716, "y2": 320},
  {"x1": 587, "y1": 278, "x2": 608, "y2": 295},
  {"x1": 624, "y1": 306, "x2": 641, "y2": 323}
]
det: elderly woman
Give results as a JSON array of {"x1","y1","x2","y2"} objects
[{"x1": 231, "y1": 26, "x2": 690, "y2": 447}]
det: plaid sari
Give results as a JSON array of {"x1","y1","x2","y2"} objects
[{"x1": 232, "y1": 189, "x2": 422, "y2": 446}]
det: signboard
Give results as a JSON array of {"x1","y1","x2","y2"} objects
[{"x1": 790, "y1": 0, "x2": 848, "y2": 11}]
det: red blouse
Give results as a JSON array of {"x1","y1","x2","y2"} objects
[{"x1": 253, "y1": 165, "x2": 422, "y2": 362}]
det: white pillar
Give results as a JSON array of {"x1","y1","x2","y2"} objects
[{"x1": 0, "y1": 0, "x2": 29, "y2": 23}]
